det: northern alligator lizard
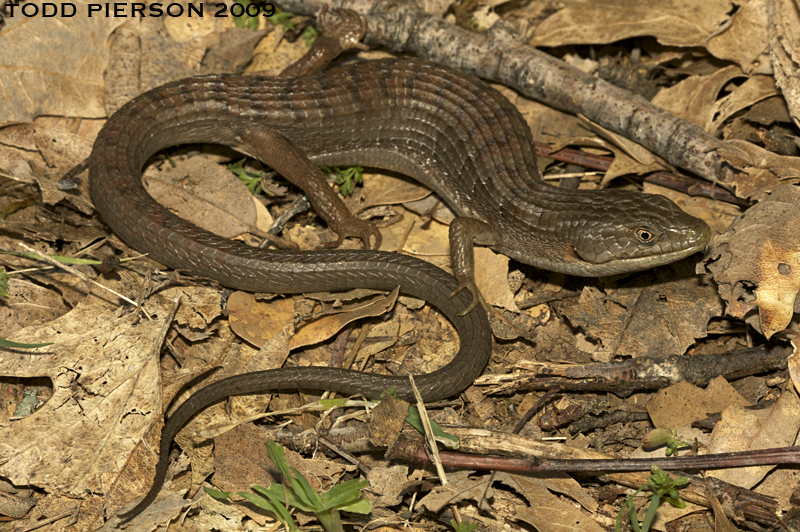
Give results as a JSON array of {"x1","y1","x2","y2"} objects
[{"x1": 87, "y1": 57, "x2": 711, "y2": 521}]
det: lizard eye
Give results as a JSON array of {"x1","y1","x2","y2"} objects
[{"x1": 635, "y1": 227, "x2": 655, "y2": 244}]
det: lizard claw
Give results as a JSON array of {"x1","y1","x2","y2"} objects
[{"x1": 323, "y1": 219, "x2": 383, "y2": 250}]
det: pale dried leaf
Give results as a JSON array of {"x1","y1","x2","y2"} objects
[
  {"x1": 416, "y1": 471, "x2": 489, "y2": 512},
  {"x1": 362, "y1": 173, "x2": 431, "y2": 211},
  {"x1": 504, "y1": 475, "x2": 603, "y2": 532},
  {"x1": 652, "y1": 65, "x2": 744, "y2": 132},
  {"x1": 474, "y1": 248, "x2": 518, "y2": 312},
  {"x1": 767, "y1": 0, "x2": 800, "y2": 129},
  {"x1": 789, "y1": 342, "x2": 800, "y2": 392},
  {"x1": 0, "y1": 1, "x2": 117, "y2": 124},
  {"x1": 145, "y1": 157, "x2": 273, "y2": 239},
  {"x1": 701, "y1": 184, "x2": 800, "y2": 338},
  {"x1": 289, "y1": 287, "x2": 399, "y2": 349},
  {"x1": 647, "y1": 377, "x2": 751, "y2": 429},
  {"x1": 0, "y1": 302, "x2": 163, "y2": 498},
  {"x1": 578, "y1": 116, "x2": 659, "y2": 166},
  {"x1": 249, "y1": 26, "x2": 309, "y2": 75},
  {"x1": 706, "y1": 391, "x2": 800, "y2": 487},
  {"x1": 707, "y1": 488, "x2": 739, "y2": 532},
  {"x1": 709, "y1": 75, "x2": 779, "y2": 132},
  {"x1": 530, "y1": 0, "x2": 733, "y2": 47},
  {"x1": 379, "y1": 210, "x2": 451, "y2": 270},
  {"x1": 227, "y1": 294, "x2": 296, "y2": 348},
  {"x1": 366, "y1": 465, "x2": 421, "y2": 508},
  {"x1": 706, "y1": 0, "x2": 771, "y2": 74}
]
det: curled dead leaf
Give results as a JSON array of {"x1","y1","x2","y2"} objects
[{"x1": 701, "y1": 184, "x2": 800, "y2": 338}]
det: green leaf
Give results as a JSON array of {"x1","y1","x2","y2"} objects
[
  {"x1": 628, "y1": 494, "x2": 642, "y2": 532},
  {"x1": 203, "y1": 486, "x2": 234, "y2": 499},
  {"x1": 379, "y1": 387, "x2": 397, "y2": 399},
  {"x1": 640, "y1": 492, "x2": 660, "y2": 532},
  {"x1": 314, "y1": 508, "x2": 342, "y2": 532},
  {"x1": 672, "y1": 476, "x2": 689, "y2": 487},
  {"x1": 252, "y1": 483, "x2": 312, "y2": 512},
  {"x1": 227, "y1": 158, "x2": 263, "y2": 195},
  {"x1": 239, "y1": 491, "x2": 299, "y2": 531},
  {"x1": 266, "y1": 441, "x2": 293, "y2": 480},
  {"x1": 269, "y1": 11, "x2": 295, "y2": 33},
  {"x1": 405, "y1": 406, "x2": 459, "y2": 447},
  {"x1": 320, "y1": 166, "x2": 363, "y2": 196},
  {"x1": 0, "y1": 267, "x2": 9, "y2": 297},
  {"x1": 451, "y1": 519, "x2": 480, "y2": 532},
  {"x1": 319, "y1": 397, "x2": 348, "y2": 408},
  {"x1": 339, "y1": 498, "x2": 372, "y2": 515},
  {"x1": 0, "y1": 337, "x2": 53, "y2": 349},
  {"x1": 290, "y1": 465, "x2": 324, "y2": 509},
  {"x1": 301, "y1": 25, "x2": 320, "y2": 47},
  {"x1": 253, "y1": 440, "x2": 373, "y2": 531},
  {"x1": 264, "y1": 442, "x2": 319, "y2": 510},
  {"x1": 0, "y1": 250, "x2": 102, "y2": 265},
  {"x1": 231, "y1": 0, "x2": 259, "y2": 29},
  {"x1": 663, "y1": 496, "x2": 686, "y2": 509},
  {"x1": 319, "y1": 479, "x2": 368, "y2": 510}
]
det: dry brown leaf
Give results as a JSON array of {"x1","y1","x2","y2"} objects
[
  {"x1": 227, "y1": 288, "x2": 400, "y2": 350},
  {"x1": 145, "y1": 157, "x2": 273, "y2": 239},
  {"x1": 248, "y1": 23, "x2": 309, "y2": 75},
  {"x1": 211, "y1": 423, "x2": 354, "y2": 524},
  {"x1": 530, "y1": 0, "x2": 733, "y2": 47},
  {"x1": 474, "y1": 248, "x2": 518, "y2": 312},
  {"x1": 416, "y1": 471, "x2": 490, "y2": 512},
  {"x1": 577, "y1": 117, "x2": 659, "y2": 166},
  {"x1": 543, "y1": 133, "x2": 666, "y2": 185},
  {"x1": 710, "y1": 75, "x2": 779, "y2": 132},
  {"x1": 706, "y1": 390, "x2": 800, "y2": 488},
  {"x1": 756, "y1": 468, "x2": 800, "y2": 511},
  {"x1": 416, "y1": 470, "x2": 600, "y2": 529},
  {"x1": 701, "y1": 184, "x2": 800, "y2": 338},
  {"x1": 767, "y1": 0, "x2": 800, "y2": 130},
  {"x1": 652, "y1": 65, "x2": 745, "y2": 132},
  {"x1": 226, "y1": 293, "x2": 295, "y2": 348},
  {"x1": 0, "y1": 1, "x2": 117, "y2": 125},
  {"x1": 602, "y1": 154, "x2": 666, "y2": 186},
  {"x1": 366, "y1": 465, "x2": 420, "y2": 508},
  {"x1": 361, "y1": 173, "x2": 431, "y2": 211},
  {"x1": 706, "y1": 0, "x2": 771, "y2": 74},
  {"x1": 715, "y1": 140, "x2": 800, "y2": 182},
  {"x1": 210, "y1": 424, "x2": 279, "y2": 525},
  {"x1": 532, "y1": 473, "x2": 598, "y2": 513},
  {"x1": 32, "y1": 126, "x2": 96, "y2": 216},
  {"x1": 710, "y1": 137, "x2": 800, "y2": 206},
  {"x1": 201, "y1": 27, "x2": 268, "y2": 75},
  {"x1": 379, "y1": 210, "x2": 451, "y2": 271},
  {"x1": 1, "y1": 278, "x2": 70, "y2": 338},
  {"x1": 501, "y1": 474, "x2": 603, "y2": 532},
  {"x1": 557, "y1": 263, "x2": 722, "y2": 361},
  {"x1": 0, "y1": 301, "x2": 164, "y2": 499},
  {"x1": 174, "y1": 325, "x2": 295, "y2": 498},
  {"x1": 706, "y1": 486, "x2": 739, "y2": 532},
  {"x1": 289, "y1": 287, "x2": 399, "y2": 349},
  {"x1": 647, "y1": 377, "x2": 751, "y2": 429}
]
